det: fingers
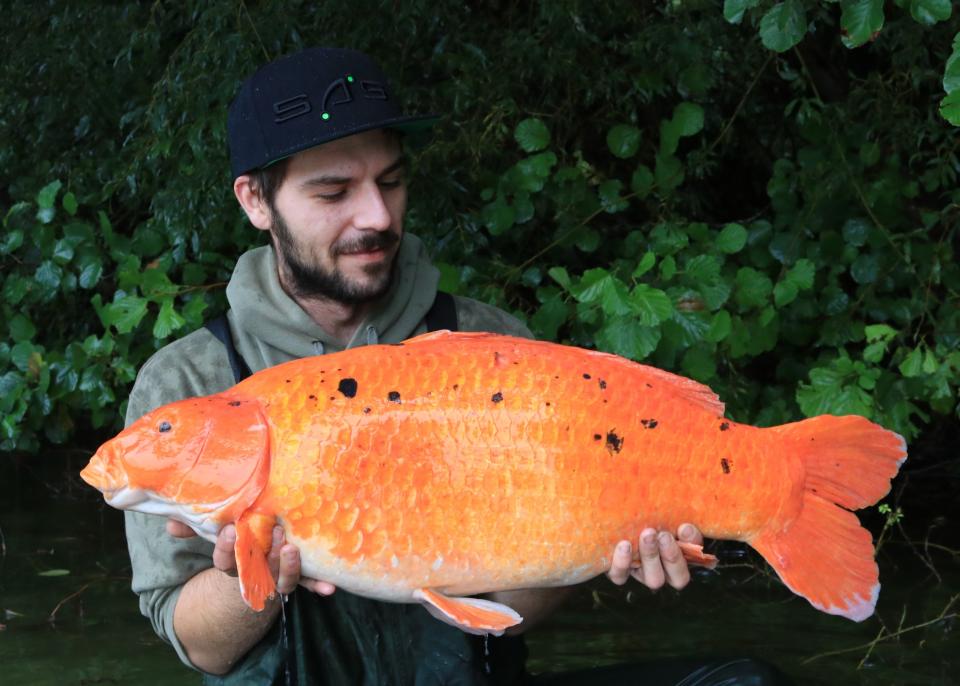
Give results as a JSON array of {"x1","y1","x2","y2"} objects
[
  {"x1": 299, "y1": 578, "x2": 337, "y2": 596},
  {"x1": 678, "y1": 522, "x2": 704, "y2": 546},
  {"x1": 606, "y1": 540, "x2": 634, "y2": 585},
  {"x1": 165, "y1": 519, "x2": 197, "y2": 538},
  {"x1": 212, "y1": 525, "x2": 238, "y2": 576},
  {"x1": 656, "y1": 531, "x2": 691, "y2": 590},
  {"x1": 275, "y1": 541, "x2": 301, "y2": 595},
  {"x1": 633, "y1": 528, "x2": 666, "y2": 590}
]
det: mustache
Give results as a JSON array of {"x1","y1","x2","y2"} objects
[{"x1": 332, "y1": 231, "x2": 400, "y2": 256}]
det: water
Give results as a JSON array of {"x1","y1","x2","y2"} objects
[{"x1": 1, "y1": 459, "x2": 956, "y2": 685}]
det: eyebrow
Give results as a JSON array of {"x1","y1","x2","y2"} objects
[{"x1": 298, "y1": 155, "x2": 407, "y2": 189}]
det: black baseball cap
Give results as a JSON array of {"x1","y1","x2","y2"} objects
[{"x1": 227, "y1": 47, "x2": 438, "y2": 179}]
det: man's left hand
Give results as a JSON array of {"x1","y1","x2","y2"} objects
[{"x1": 606, "y1": 523, "x2": 703, "y2": 591}]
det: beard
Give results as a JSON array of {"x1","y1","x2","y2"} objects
[{"x1": 269, "y1": 209, "x2": 400, "y2": 305}]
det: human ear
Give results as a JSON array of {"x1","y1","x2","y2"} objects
[{"x1": 233, "y1": 175, "x2": 273, "y2": 232}]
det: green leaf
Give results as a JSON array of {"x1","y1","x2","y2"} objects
[
  {"x1": 759, "y1": 1, "x2": 807, "y2": 53},
  {"x1": 34, "y1": 261, "x2": 63, "y2": 301},
  {"x1": 717, "y1": 223, "x2": 748, "y2": 254},
  {"x1": 103, "y1": 296, "x2": 148, "y2": 334},
  {"x1": 0, "y1": 229, "x2": 24, "y2": 255},
  {"x1": 36, "y1": 180, "x2": 62, "y2": 209},
  {"x1": 548, "y1": 267, "x2": 572, "y2": 290},
  {"x1": 630, "y1": 284, "x2": 674, "y2": 326},
  {"x1": 774, "y1": 280, "x2": 799, "y2": 307},
  {"x1": 38, "y1": 569, "x2": 70, "y2": 577},
  {"x1": 654, "y1": 153, "x2": 684, "y2": 194},
  {"x1": 531, "y1": 293, "x2": 569, "y2": 341},
  {"x1": 865, "y1": 324, "x2": 897, "y2": 342},
  {"x1": 596, "y1": 317, "x2": 661, "y2": 360},
  {"x1": 673, "y1": 102, "x2": 705, "y2": 137},
  {"x1": 785, "y1": 258, "x2": 815, "y2": 290},
  {"x1": 153, "y1": 299, "x2": 187, "y2": 339},
  {"x1": 682, "y1": 345, "x2": 717, "y2": 381},
  {"x1": 707, "y1": 310, "x2": 732, "y2": 342},
  {"x1": 607, "y1": 124, "x2": 642, "y2": 159},
  {"x1": 797, "y1": 361, "x2": 874, "y2": 417},
  {"x1": 910, "y1": 0, "x2": 951, "y2": 25},
  {"x1": 840, "y1": 0, "x2": 884, "y2": 49},
  {"x1": 514, "y1": 118, "x2": 550, "y2": 152},
  {"x1": 9, "y1": 314, "x2": 36, "y2": 342},
  {"x1": 734, "y1": 267, "x2": 773, "y2": 309},
  {"x1": 62, "y1": 192, "x2": 78, "y2": 216},
  {"x1": 944, "y1": 37, "x2": 960, "y2": 92},
  {"x1": 630, "y1": 165, "x2": 655, "y2": 198},
  {"x1": 842, "y1": 218, "x2": 871, "y2": 246},
  {"x1": 851, "y1": 253, "x2": 880, "y2": 284},
  {"x1": 598, "y1": 179, "x2": 628, "y2": 213},
  {"x1": 898, "y1": 347, "x2": 924, "y2": 377},
  {"x1": 482, "y1": 199, "x2": 515, "y2": 236},
  {"x1": 940, "y1": 90, "x2": 960, "y2": 125},
  {"x1": 77, "y1": 257, "x2": 104, "y2": 289},
  {"x1": 632, "y1": 252, "x2": 656, "y2": 278},
  {"x1": 572, "y1": 269, "x2": 611, "y2": 304},
  {"x1": 685, "y1": 254, "x2": 723, "y2": 284},
  {"x1": 724, "y1": 0, "x2": 760, "y2": 24}
]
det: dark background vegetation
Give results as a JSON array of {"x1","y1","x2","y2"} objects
[{"x1": 1, "y1": 1, "x2": 958, "y2": 683}]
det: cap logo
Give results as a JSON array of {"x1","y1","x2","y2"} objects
[{"x1": 272, "y1": 74, "x2": 389, "y2": 125}]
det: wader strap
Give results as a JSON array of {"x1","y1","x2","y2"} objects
[
  {"x1": 203, "y1": 315, "x2": 253, "y2": 383},
  {"x1": 203, "y1": 292, "x2": 457, "y2": 386},
  {"x1": 425, "y1": 290, "x2": 458, "y2": 332}
]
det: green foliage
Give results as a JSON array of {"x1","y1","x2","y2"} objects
[{"x1": 1, "y1": 0, "x2": 958, "y2": 456}]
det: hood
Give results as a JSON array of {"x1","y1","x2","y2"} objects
[{"x1": 226, "y1": 233, "x2": 440, "y2": 371}]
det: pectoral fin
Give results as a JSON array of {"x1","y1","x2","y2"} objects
[
  {"x1": 234, "y1": 511, "x2": 277, "y2": 611},
  {"x1": 414, "y1": 588, "x2": 523, "y2": 636}
]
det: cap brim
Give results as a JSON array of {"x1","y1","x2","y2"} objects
[{"x1": 258, "y1": 114, "x2": 440, "y2": 173}]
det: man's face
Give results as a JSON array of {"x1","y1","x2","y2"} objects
[{"x1": 266, "y1": 129, "x2": 406, "y2": 305}]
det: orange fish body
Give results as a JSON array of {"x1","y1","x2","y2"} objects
[{"x1": 82, "y1": 331, "x2": 906, "y2": 634}]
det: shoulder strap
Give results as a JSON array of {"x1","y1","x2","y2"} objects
[
  {"x1": 204, "y1": 313, "x2": 253, "y2": 384},
  {"x1": 424, "y1": 291, "x2": 458, "y2": 332}
]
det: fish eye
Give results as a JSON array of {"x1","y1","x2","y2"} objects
[{"x1": 158, "y1": 421, "x2": 172, "y2": 433}]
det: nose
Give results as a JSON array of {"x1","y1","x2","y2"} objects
[{"x1": 353, "y1": 181, "x2": 394, "y2": 231}]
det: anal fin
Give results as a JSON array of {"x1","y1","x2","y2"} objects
[
  {"x1": 234, "y1": 511, "x2": 277, "y2": 611},
  {"x1": 414, "y1": 588, "x2": 523, "y2": 636}
]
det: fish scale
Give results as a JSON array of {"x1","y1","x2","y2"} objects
[{"x1": 82, "y1": 330, "x2": 907, "y2": 634}]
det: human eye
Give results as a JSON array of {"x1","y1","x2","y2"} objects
[
  {"x1": 315, "y1": 188, "x2": 347, "y2": 202},
  {"x1": 379, "y1": 175, "x2": 405, "y2": 190}
]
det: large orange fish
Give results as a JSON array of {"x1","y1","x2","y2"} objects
[{"x1": 81, "y1": 331, "x2": 906, "y2": 634}]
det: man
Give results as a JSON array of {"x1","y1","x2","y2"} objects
[{"x1": 124, "y1": 47, "x2": 776, "y2": 685}]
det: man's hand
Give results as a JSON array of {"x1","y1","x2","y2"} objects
[
  {"x1": 606, "y1": 523, "x2": 703, "y2": 591},
  {"x1": 166, "y1": 519, "x2": 336, "y2": 596}
]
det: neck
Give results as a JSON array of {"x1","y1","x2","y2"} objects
[{"x1": 276, "y1": 271, "x2": 375, "y2": 348}]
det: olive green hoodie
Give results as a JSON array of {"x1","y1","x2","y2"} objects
[{"x1": 123, "y1": 234, "x2": 531, "y2": 684}]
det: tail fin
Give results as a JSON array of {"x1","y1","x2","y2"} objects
[{"x1": 750, "y1": 415, "x2": 906, "y2": 622}]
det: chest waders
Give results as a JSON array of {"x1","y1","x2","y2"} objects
[{"x1": 200, "y1": 292, "x2": 529, "y2": 686}]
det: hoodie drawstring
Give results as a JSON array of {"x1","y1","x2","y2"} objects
[
  {"x1": 312, "y1": 340, "x2": 324, "y2": 355},
  {"x1": 365, "y1": 325, "x2": 379, "y2": 346}
]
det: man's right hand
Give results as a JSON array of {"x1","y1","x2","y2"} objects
[{"x1": 166, "y1": 519, "x2": 336, "y2": 597}]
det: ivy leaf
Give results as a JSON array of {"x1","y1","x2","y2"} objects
[
  {"x1": 153, "y1": 299, "x2": 187, "y2": 339},
  {"x1": 596, "y1": 317, "x2": 661, "y2": 361},
  {"x1": 717, "y1": 223, "x2": 748, "y2": 254},
  {"x1": 759, "y1": 1, "x2": 807, "y2": 53},
  {"x1": 514, "y1": 118, "x2": 550, "y2": 152},
  {"x1": 607, "y1": 124, "x2": 641, "y2": 159},
  {"x1": 630, "y1": 284, "x2": 674, "y2": 325},
  {"x1": 724, "y1": 0, "x2": 760, "y2": 24},
  {"x1": 840, "y1": 0, "x2": 885, "y2": 49},
  {"x1": 910, "y1": 0, "x2": 951, "y2": 26}
]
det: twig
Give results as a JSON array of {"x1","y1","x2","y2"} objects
[
  {"x1": 801, "y1": 594, "x2": 960, "y2": 665},
  {"x1": 239, "y1": 0, "x2": 271, "y2": 62},
  {"x1": 706, "y1": 53, "x2": 774, "y2": 156},
  {"x1": 48, "y1": 582, "x2": 96, "y2": 623}
]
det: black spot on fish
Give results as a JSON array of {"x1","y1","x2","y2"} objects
[
  {"x1": 545, "y1": 401, "x2": 551, "y2": 407},
  {"x1": 338, "y1": 378, "x2": 358, "y2": 398},
  {"x1": 721, "y1": 458, "x2": 731, "y2": 474},
  {"x1": 388, "y1": 391, "x2": 401, "y2": 403},
  {"x1": 491, "y1": 391, "x2": 504, "y2": 403},
  {"x1": 228, "y1": 401, "x2": 241, "y2": 407},
  {"x1": 582, "y1": 373, "x2": 591, "y2": 380},
  {"x1": 605, "y1": 430, "x2": 624, "y2": 454},
  {"x1": 285, "y1": 379, "x2": 291, "y2": 383},
  {"x1": 453, "y1": 384, "x2": 460, "y2": 391},
  {"x1": 647, "y1": 419, "x2": 658, "y2": 429},
  {"x1": 593, "y1": 433, "x2": 602, "y2": 441},
  {"x1": 599, "y1": 379, "x2": 607, "y2": 390},
  {"x1": 308, "y1": 394, "x2": 316, "y2": 400},
  {"x1": 363, "y1": 407, "x2": 372, "y2": 414},
  {"x1": 158, "y1": 421, "x2": 171, "y2": 433},
  {"x1": 720, "y1": 422, "x2": 730, "y2": 431},
  {"x1": 646, "y1": 383, "x2": 653, "y2": 388},
  {"x1": 329, "y1": 396, "x2": 335, "y2": 401}
]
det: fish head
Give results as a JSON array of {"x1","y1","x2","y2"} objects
[{"x1": 81, "y1": 394, "x2": 271, "y2": 540}]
